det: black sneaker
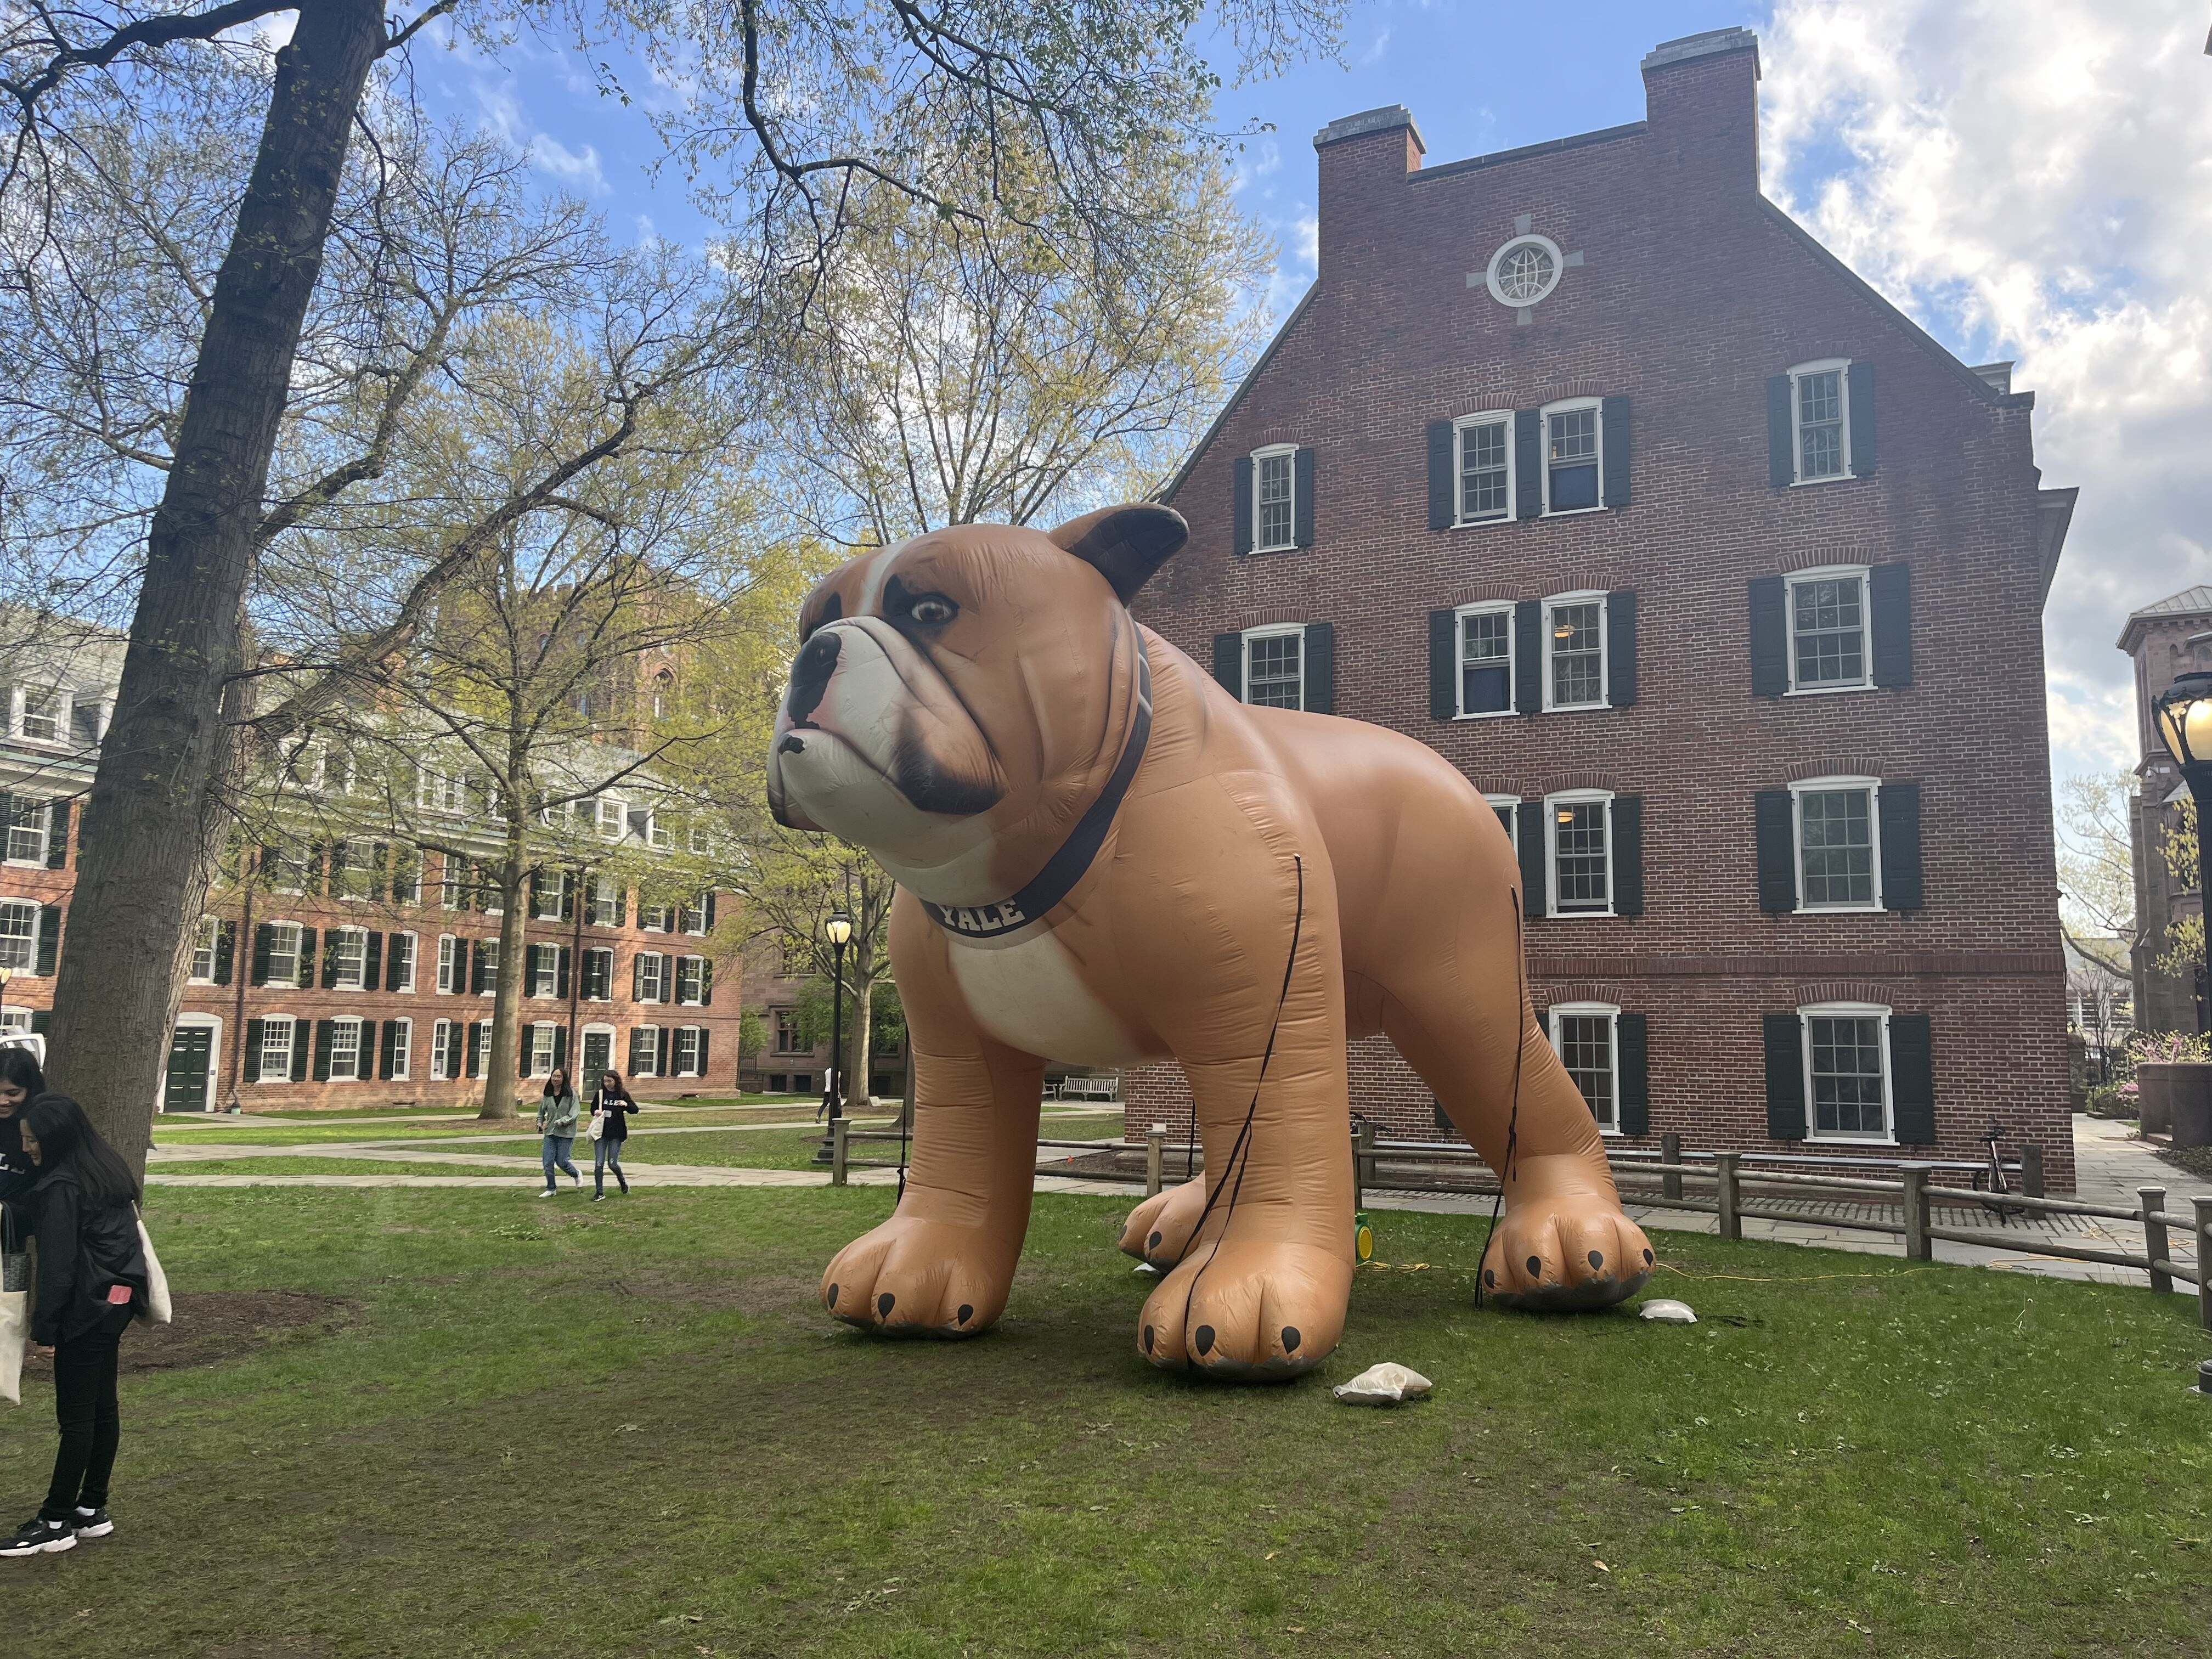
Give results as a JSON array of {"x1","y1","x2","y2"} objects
[
  {"x1": 1, "y1": 1516, "x2": 76, "y2": 1557},
  {"x1": 72, "y1": 1508, "x2": 113, "y2": 1540}
]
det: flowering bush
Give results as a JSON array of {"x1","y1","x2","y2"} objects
[{"x1": 2125, "y1": 1030, "x2": 2212, "y2": 1069}]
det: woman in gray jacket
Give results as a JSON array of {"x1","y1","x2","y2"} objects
[{"x1": 536, "y1": 1068, "x2": 581, "y2": 1197}]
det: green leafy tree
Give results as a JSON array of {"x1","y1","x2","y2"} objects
[{"x1": 2155, "y1": 795, "x2": 2202, "y2": 992}]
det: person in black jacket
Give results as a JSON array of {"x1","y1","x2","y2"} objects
[
  {"x1": 589, "y1": 1070, "x2": 639, "y2": 1200},
  {"x1": 0, "y1": 1045, "x2": 44, "y2": 1207},
  {"x1": 2, "y1": 1094, "x2": 146, "y2": 1558}
]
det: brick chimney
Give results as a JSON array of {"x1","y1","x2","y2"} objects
[
  {"x1": 1313, "y1": 105, "x2": 1425, "y2": 278},
  {"x1": 1640, "y1": 26, "x2": 1762, "y2": 195}
]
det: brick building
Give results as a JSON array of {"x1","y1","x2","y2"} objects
[
  {"x1": 735, "y1": 941, "x2": 907, "y2": 1101},
  {"x1": 2120, "y1": 585, "x2": 2211, "y2": 1034},
  {"x1": 1122, "y1": 28, "x2": 2079, "y2": 1184},
  {"x1": 2, "y1": 627, "x2": 742, "y2": 1111}
]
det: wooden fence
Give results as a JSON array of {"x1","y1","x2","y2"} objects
[{"x1": 832, "y1": 1121, "x2": 2212, "y2": 1330}]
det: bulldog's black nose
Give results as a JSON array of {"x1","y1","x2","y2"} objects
[{"x1": 785, "y1": 629, "x2": 839, "y2": 726}]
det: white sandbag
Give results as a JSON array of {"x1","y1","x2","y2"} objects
[
  {"x1": 1331, "y1": 1362, "x2": 1432, "y2": 1407},
  {"x1": 1638, "y1": 1297, "x2": 1696, "y2": 1324}
]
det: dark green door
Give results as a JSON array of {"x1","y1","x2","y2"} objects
[
  {"x1": 164, "y1": 1025, "x2": 213, "y2": 1113},
  {"x1": 582, "y1": 1030, "x2": 612, "y2": 1082}
]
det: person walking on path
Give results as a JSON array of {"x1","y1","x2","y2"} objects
[
  {"x1": 537, "y1": 1069, "x2": 582, "y2": 1198},
  {"x1": 2, "y1": 1095, "x2": 146, "y2": 1558},
  {"x1": 590, "y1": 1071, "x2": 640, "y2": 1201}
]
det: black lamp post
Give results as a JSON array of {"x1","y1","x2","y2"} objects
[
  {"x1": 2153, "y1": 669, "x2": 2212, "y2": 1031},
  {"x1": 813, "y1": 911, "x2": 854, "y2": 1161}
]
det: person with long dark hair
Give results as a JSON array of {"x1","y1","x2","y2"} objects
[
  {"x1": 536, "y1": 1066, "x2": 581, "y2": 1197},
  {"x1": 2, "y1": 1094, "x2": 145, "y2": 1557},
  {"x1": 0, "y1": 1045, "x2": 44, "y2": 1206},
  {"x1": 589, "y1": 1069, "x2": 639, "y2": 1200}
]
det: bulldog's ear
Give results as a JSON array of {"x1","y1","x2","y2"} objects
[{"x1": 1047, "y1": 504, "x2": 1188, "y2": 604}]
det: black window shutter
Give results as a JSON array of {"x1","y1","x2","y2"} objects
[
  {"x1": 35, "y1": 904, "x2": 61, "y2": 975},
  {"x1": 1515, "y1": 802, "x2": 1548, "y2": 918},
  {"x1": 519, "y1": 1026, "x2": 535, "y2": 1080},
  {"x1": 243, "y1": 1019, "x2": 264, "y2": 1084},
  {"x1": 1293, "y1": 446, "x2": 1316, "y2": 549},
  {"x1": 1611, "y1": 796, "x2": 1644, "y2": 917},
  {"x1": 213, "y1": 918, "x2": 235, "y2": 986},
  {"x1": 1232, "y1": 456, "x2": 1254, "y2": 555},
  {"x1": 467, "y1": 1022, "x2": 484, "y2": 1078},
  {"x1": 312, "y1": 1019, "x2": 334, "y2": 1082},
  {"x1": 705, "y1": 892, "x2": 716, "y2": 930},
  {"x1": 1879, "y1": 782, "x2": 1924, "y2": 911},
  {"x1": 471, "y1": 940, "x2": 488, "y2": 996},
  {"x1": 289, "y1": 1023, "x2": 311, "y2": 1082},
  {"x1": 29, "y1": 1009, "x2": 48, "y2": 1036},
  {"x1": 44, "y1": 798, "x2": 69, "y2": 869},
  {"x1": 658, "y1": 1028, "x2": 672, "y2": 1075},
  {"x1": 377, "y1": 1020, "x2": 394, "y2": 1081},
  {"x1": 1606, "y1": 590, "x2": 1638, "y2": 707},
  {"x1": 553, "y1": 1024, "x2": 568, "y2": 1073},
  {"x1": 1847, "y1": 360, "x2": 1876, "y2": 476},
  {"x1": 1514, "y1": 410, "x2": 1542, "y2": 517},
  {"x1": 320, "y1": 929, "x2": 341, "y2": 989},
  {"x1": 1889, "y1": 1014, "x2": 1934, "y2": 1144},
  {"x1": 528, "y1": 871, "x2": 544, "y2": 916},
  {"x1": 697, "y1": 1028, "x2": 711, "y2": 1077},
  {"x1": 1748, "y1": 577, "x2": 1788, "y2": 698},
  {"x1": 251, "y1": 923, "x2": 274, "y2": 986},
  {"x1": 557, "y1": 945, "x2": 572, "y2": 1000},
  {"x1": 1426, "y1": 421, "x2": 1454, "y2": 530},
  {"x1": 1212, "y1": 633, "x2": 1243, "y2": 698},
  {"x1": 364, "y1": 931, "x2": 383, "y2": 992},
  {"x1": 296, "y1": 928, "x2": 317, "y2": 990},
  {"x1": 374, "y1": 841, "x2": 392, "y2": 901},
  {"x1": 632, "y1": 953, "x2": 646, "y2": 1001},
  {"x1": 1428, "y1": 609, "x2": 1457, "y2": 720},
  {"x1": 1763, "y1": 1013, "x2": 1807, "y2": 1140},
  {"x1": 1600, "y1": 395, "x2": 1630, "y2": 507},
  {"x1": 1513, "y1": 601, "x2": 1543, "y2": 714},
  {"x1": 1870, "y1": 563, "x2": 1912, "y2": 687},
  {"x1": 1302, "y1": 622, "x2": 1334, "y2": 714},
  {"x1": 1755, "y1": 791, "x2": 1798, "y2": 913},
  {"x1": 613, "y1": 886, "x2": 625, "y2": 928},
  {"x1": 0, "y1": 792, "x2": 9, "y2": 849},
  {"x1": 561, "y1": 877, "x2": 575, "y2": 922},
  {"x1": 1616, "y1": 1012, "x2": 1650, "y2": 1136},
  {"x1": 701, "y1": 958, "x2": 714, "y2": 1006},
  {"x1": 1767, "y1": 374, "x2": 1795, "y2": 488},
  {"x1": 386, "y1": 932, "x2": 405, "y2": 989}
]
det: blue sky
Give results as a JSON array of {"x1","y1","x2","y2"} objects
[{"x1": 414, "y1": 2, "x2": 2212, "y2": 798}]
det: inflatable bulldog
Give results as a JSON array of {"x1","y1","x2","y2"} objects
[{"x1": 769, "y1": 504, "x2": 1654, "y2": 1380}]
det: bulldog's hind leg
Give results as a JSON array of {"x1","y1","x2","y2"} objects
[{"x1": 1119, "y1": 1175, "x2": 1205, "y2": 1268}]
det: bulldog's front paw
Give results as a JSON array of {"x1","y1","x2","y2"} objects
[
  {"x1": 1136, "y1": 1236, "x2": 1351, "y2": 1381},
  {"x1": 1482, "y1": 1183, "x2": 1654, "y2": 1312},
  {"x1": 821, "y1": 1215, "x2": 1012, "y2": 1339},
  {"x1": 1119, "y1": 1176, "x2": 1207, "y2": 1268}
]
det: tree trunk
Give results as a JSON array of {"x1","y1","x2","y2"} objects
[
  {"x1": 44, "y1": 0, "x2": 388, "y2": 1172},
  {"x1": 481, "y1": 844, "x2": 529, "y2": 1120}
]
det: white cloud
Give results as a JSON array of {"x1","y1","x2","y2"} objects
[
  {"x1": 470, "y1": 78, "x2": 610, "y2": 195},
  {"x1": 1359, "y1": 27, "x2": 1392, "y2": 67},
  {"x1": 1762, "y1": 1, "x2": 2212, "y2": 788}
]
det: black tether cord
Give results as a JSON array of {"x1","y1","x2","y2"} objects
[
  {"x1": 1175, "y1": 856, "x2": 1305, "y2": 1370},
  {"x1": 1472, "y1": 886, "x2": 1526, "y2": 1310}
]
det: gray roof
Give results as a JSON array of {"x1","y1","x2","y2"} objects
[{"x1": 2128, "y1": 585, "x2": 2212, "y2": 621}]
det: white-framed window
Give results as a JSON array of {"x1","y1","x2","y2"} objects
[
  {"x1": 390, "y1": 850, "x2": 422, "y2": 906},
  {"x1": 672, "y1": 1026, "x2": 702, "y2": 1077},
  {"x1": 531, "y1": 871, "x2": 568, "y2": 921},
  {"x1": 388, "y1": 932, "x2": 417, "y2": 994},
  {"x1": 1790, "y1": 776, "x2": 1883, "y2": 912},
  {"x1": 1240, "y1": 623, "x2": 1305, "y2": 710},
  {"x1": 281, "y1": 738, "x2": 325, "y2": 794},
  {"x1": 4, "y1": 798, "x2": 49, "y2": 865},
  {"x1": 1541, "y1": 591, "x2": 1608, "y2": 711},
  {"x1": 584, "y1": 946, "x2": 614, "y2": 1001},
  {"x1": 640, "y1": 903, "x2": 668, "y2": 933},
  {"x1": 682, "y1": 895, "x2": 709, "y2": 936},
  {"x1": 652, "y1": 669, "x2": 674, "y2": 721},
  {"x1": 1789, "y1": 359, "x2": 1852, "y2": 484},
  {"x1": 418, "y1": 766, "x2": 469, "y2": 815},
  {"x1": 0, "y1": 900, "x2": 37, "y2": 973},
  {"x1": 1801, "y1": 1002, "x2": 1893, "y2": 1142},
  {"x1": 526, "y1": 1023, "x2": 557, "y2": 1077},
  {"x1": 637, "y1": 952, "x2": 667, "y2": 1003},
  {"x1": 597, "y1": 795, "x2": 626, "y2": 841},
  {"x1": 471, "y1": 1020, "x2": 493, "y2": 1079},
  {"x1": 1454, "y1": 602, "x2": 1516, "y2": 716},
  {"x1": 332, "y1": 926, "x2": 369, "y2": 991},
  {"x1": 676, "y1": 956, "x2": 706, "y2": 1005},
  {"x1": 328, "y1": 1017, "x2": 365, "y2": 1082},
  {"x1": 431, "y1": 1018, "x2": 455, "y2": 1080},
  {"x1": 13, "y1": 685, "x2": 63, "y2": 743},
  {"x1": 330, "y1": 839, "x2": 374, "y2": 901},
  {"x1": 1454, "y1": 414, "x2": 1514, "y2": 524},
  {"x1": 436, "y1": 934, "x2": 459, "y2": 994},
  {"x1": 1785, "y1": 566, "x2": 1872, "y2": 693},
  {"x1": 265, "y1": 922, "x2": 304, "y2": 987},
  {"x1": 1544, "y1": 789, "x2": 1613, "y2": 917},
  {"x1": 689, "y1": 824, "x2": 713, "y2": 855},
  {"x1": 258, "y1": 1015, "x2": 296, "y2": 1082},
  {"x1": 1251, "y1": 444, "x2": 1298, "y2": 553},
  {"x1": 1541, "y1": 397, "x2": 1604, "y2": 515},
  {"x1": 529, "y1": 945, "x2": 560, "y2": 999},
  {"x1": 188, "y1": 917, "x2": 220, "y2": 983},
  {"x1": 774, "y1": 1008, "x2": 805, "y2": 1054},
  {"x1": 1548, "y1": 1002, "x2": 1620, "y2": 1132},
  {"x1": 0, "y1": 1007, "x2": 26, "y2": 1036},
  {"x1": 477, "y1": 939, "x2": 500, "y2": 997},
  {"x1": 588, "y1": 878, "x2": 622, "y2": 927},
  {"x1": 631, "y1": 1025, "x2": 662, "y2": 1079},
  {"x1": 264, "y1": 840, "x2": 309, "y2": 895},
  {"x1": 387, "y1": 1017, "x2": 412, "y2": 1082},
  {"x1": 1483, "y1": 793, "x2": 1519, "y2": 854}
]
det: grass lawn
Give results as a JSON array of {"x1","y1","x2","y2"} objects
[
  {"x1": 3, "y1": 1186, "x2": 2207, "y2": 1657},
  {"x1": 149, "y1": 1159, "x2": 534, "y2": 1178}
]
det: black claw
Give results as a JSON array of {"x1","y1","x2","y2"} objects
[
  {"x1": 1194, "y1": 1324, "x2": 1215, "y2": 1356},
  {"x1": 1142, "y1": 1324, "x2": 1155, "y2": 1353},
  {"x1": 1525, "y1": 1255, "x2": 1542, "y2": 1278},
  {"x1": 877, "y1": 1292, "x2": 895, "y2": 1318},
  {"x1": 827, "y1": 1283, "x2": 839, "y2": 1307},
  {"x1": 1281, "y1": 1326, "x2": 1301, "y2": 1353},
  {"x1": 1148, "y1": 1230, "x2": 1162, "y2": 1249},
  {"x1": 956, "y1": 1304, "x2": 973, "y2": 1325},
  {"x1": 1643, "y1": 1248, "x2": 1655, "y2": 1265},
  {"x1": 1483, "y1": 1268, "x2": 1496, "y2": 1288},
  {"x1": 1588, "y1": 1250, "x2": 1605, "y2": 1270}
]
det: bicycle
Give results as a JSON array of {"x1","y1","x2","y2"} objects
[{"x1": 1981, "y1": 1122, "x2": 2027, "y2": 1220}]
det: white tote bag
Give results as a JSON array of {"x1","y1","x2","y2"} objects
[
  {"x1": 136, "y1": 1208, "x2": 172, "y2": 1327},
  {"x1": 1, "y1": 1242, "x2": 29, "y2": 1407}
]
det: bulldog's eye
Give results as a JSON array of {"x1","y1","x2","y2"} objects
[{"x1": 906, "y1": 595, "x2": 957, "y2": 627}]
